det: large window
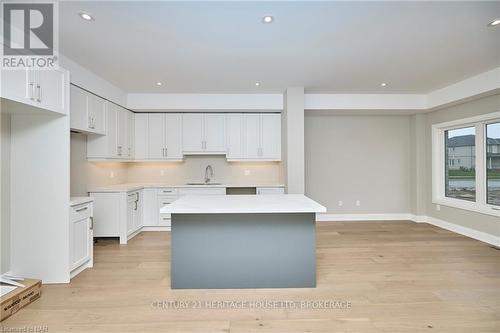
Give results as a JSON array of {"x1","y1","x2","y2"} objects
[
  {"x1": 432, "y1": 112, "x2": 500, "y2": 216},
  {"x1": 486, "y1": 122, "x2": 500, "y2": 206},
  {"x1": 445, "y1": 127, "x2": 476, "y2": 202}
]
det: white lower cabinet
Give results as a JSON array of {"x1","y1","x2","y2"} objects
[
  {"x1": 90, "y1": 190, "x2": 142, "y2": 245},
  {"x1": 257, "y1": 187, "x2": 285, "y2": 195},
  {"x1": 69, "y1": 200, "x2": 94, "y2": 278}
]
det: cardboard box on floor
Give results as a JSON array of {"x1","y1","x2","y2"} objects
[{"x1": 1, "y1": 279, "x2": 42, "y2": 321}]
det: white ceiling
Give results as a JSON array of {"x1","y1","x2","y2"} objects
[{"x1": 59, "y1": 1, "x2": 500, "y2": 94}]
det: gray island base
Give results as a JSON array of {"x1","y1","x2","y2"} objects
[
  {"x1": 171, "y1": 212, "x2": 316, "y2": 289},
  {"x1": 164, "y1": 194, "x2": 326, "y2": 289}
]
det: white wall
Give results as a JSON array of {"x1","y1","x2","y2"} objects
[
  {"x1": 1, "y1": 111, "x2": 11, "y2": 273},
  {"x1": 305, "y1": 114, "x2": 411, "y2": 214},
  {"x1": 70, "y1": 132, "x2": 128, "y2": 196}
]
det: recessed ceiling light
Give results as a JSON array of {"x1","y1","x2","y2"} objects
[
  {"x1": 380, "y1": 82, "x2": 387, "y2": 87},
  {"x1": 79, "y1": 12, "x2": 94, "y2": 21},
  {"x1": 255, "y1": 82, "x2": 261, "y2": 87},
  {"x1": 156, "y1": 82, "x2": 163, "y2": 86},
  {"x1": 262, "y1": 16, "x2": 273, "y2": 24},
  {"x1": 488, "y1": 18, "x2": 500, "y2": 27}
]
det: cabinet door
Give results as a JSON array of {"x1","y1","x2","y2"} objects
[
  {"x1": 127, "y1": 111, "x2": 134, "y2": 158},
  {"x1": 0, "y1": 69, "x2": 34, "y2": 106},
  {"x1": 261, "y1": 114, "x2": 281, "y2": 160},
  {"x1": 182, "y1": 114, "x2": 204, "y2": 152},
  {"x1": 244, "y1": 114, "x2": 260, "y2": 158},
  {"x1": 106, "y1": 103, "x2": 119, "y2": 158},
  {"x1": 69, "y1": 85, "x2": 88, "y2": 131},
  {"x1": 70, "y1": 217, "x2": 91, "y2": 270},
  {"x1": 126, "y1": 199, "x2": 135, "y2": 235},
  {"x1": 148, "y1": 114, "x2": 166, "y2": 159},
  {"x1": 204, "y1": 114, "x2": 226, "y2": 152},
  {"x1": 165, "y1": 114, "x2": 183, "y2": 159},
  {"x1": 37, "y1": 68, "x2": 67, "y2": 114},
  {"x1": 134, "y1": 114, "x2": 148, "y2": 160},
  {"x1": 88, "y1": 93, "x2": 106, "y2": 135},
  {"x1": 225, "y1": 114, "x2": 244, "y2": 159},
  {"x1": 142, "y1": 189, "x2": 159, "y2": 226},
  {"x1": 116, "y1": 107, "x2": 128, "y2": 158}
]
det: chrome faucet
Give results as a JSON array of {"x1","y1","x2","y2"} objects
[{"x1": 204, "y1": 165, "x2": 214, "y2": 184}]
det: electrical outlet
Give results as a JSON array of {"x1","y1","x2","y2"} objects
[
  {"x1": 110, "y1": 171, "x2": 114, "y2": 178},
  {"x1": 356, "y1": 200, "x2": 361, "y2": 207},
  {"x1": 160, "y1": 170, "x2": 165, "y2": 176},
  {"x1": 244, "y1": 170, "x2": 251, "y2": 176},
  {"x1": 436, "y1": 204, "x2": 441, "y2": 211},
  {"x1": 338, "y1": 200, "x2": 343, "y2": 207}
]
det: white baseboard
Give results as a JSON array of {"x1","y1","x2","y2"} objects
[
  {"x1": 316, "y1": 213, "x2": 500, "y2": 247},
  {"x1": 423, "y1": 216, "x2": 500, "y2": 247},
  {"x1": 316, "y1": 213, "x2": 412, "y2": 222},
  {"x1": 141, "y1": 226, "x2": 171, "y2": 232}
]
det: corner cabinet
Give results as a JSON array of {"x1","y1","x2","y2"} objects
[
  {"x1": 226, "y1": 113, "x2": 281, "y2": 161},
  {"x1": 1, "y1": 67, "x2": 69, "y2": 115},
  {"x1": 87, "y1": 103, "x2": 134, "y2": 160}
]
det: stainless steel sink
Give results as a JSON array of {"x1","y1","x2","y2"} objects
[{"x1": 185, "y1": 182, "x2": 223, "y2": 186}]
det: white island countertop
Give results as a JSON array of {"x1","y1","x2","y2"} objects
[{"x1": 161, "y1": 194, "x2": 326, "y2": 214}]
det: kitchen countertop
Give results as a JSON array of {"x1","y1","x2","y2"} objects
[
  {"x1": 161, "y1": 194, "x2": 326, "y2": 214},
  {"x1": 88, "y1": 183, "x2": 285, "y2": 193},
  {"x1": 70, "y1": 196, "x2": 94, "y2": 206}
]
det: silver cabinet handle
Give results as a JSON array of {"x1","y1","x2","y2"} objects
[
  {"x1": 162, "y1": 202, "x2": 171, "y2": 205},
  {"x1": 28, "y1": 82, "x2": 35, "y2": 100},
  {"x1": 165, "y1": 147, "x2": 168, "y2": 157},
  {"x1": 75, "y1": 206, "x2": 88, "y2": 212},
  {"x1": 36, "y1": 84, "x2": 41, "y2": 102},
  {"x1": 492, "y1": 207, "x2": 500, "y2": 211},
  {"x1": 89, "y1": 217, "x2": 94, "y2": 230}
]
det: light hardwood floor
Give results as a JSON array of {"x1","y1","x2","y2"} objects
[{"x1": 2, "y1": 221, "x2": 500, "y2": 332}]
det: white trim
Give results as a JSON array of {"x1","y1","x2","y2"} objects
[
  {"x1": 423, "y1": 216, "x2": 500, "y2": 247},
  {"x1": 305, "y1": 94, "x2": 427, "y2": 111},
  {"x1": 316, "y1": 213, "x2": 413, "y2": 222},
  {"x1": 315, "y1": 213, "x2": 499, "y2": 247},
  {"x1": 427, "y1": 67, "x2": 500, "y2": 110},
  {"x1": 141, "y1": 226, "x2": 171, "y2": 232}
]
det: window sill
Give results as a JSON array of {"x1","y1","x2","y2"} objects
[{"x1": 433, "y1": 197, "x2": 500, "y2": 218}]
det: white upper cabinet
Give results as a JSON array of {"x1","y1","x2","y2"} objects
[
  {"x1": 87, "y1": 102, "x2": 134, "y2": 160},
  {"x1": 134, "y1": 113, "x2": 148, "y2": 160},
  {"x1": 225, "y1": 114, "x2": 244, "y2": 159},
  {"x1": 165, "y1": 114, "x2": 183, "y2": 159},
  {"x1": 1, "y1": 68, "x2": 69, "y2": 115},
  {"x1": 87, "y1": 93, "x2": 106, "y2": 134},
  {"x1": 226, "y1": 113, "x2": 281, "y2": 161},
  {"x1": 182, "y1": 114, "x2": 204, "y2": 152},
  {"x1": 147, "y1": 113, "x2": 165, "y2": 159},
  {"x1": 260, "y1": 114, "x2": 281, "y2": 160},
  {"x1": 70, "y1": 85, "x2": 106, "y2": 135},
  {"x1": 244, "y1": 114, "x2": 261, "y2": 159},
  {"x1": 134, "y1": 113, "x2": 183, "y2": 160},
  {"x1": 182, "y1": 114, "x2": 225, "y2": 154}
]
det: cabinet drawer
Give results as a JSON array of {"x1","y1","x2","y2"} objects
[
  {"x1": 178, "y1": 187, "x2": 226, "y2": 196},
  {"x1": 70, "y1": 203, "x2": 92, "y2": 222},
  {"x1": 159, "y1": 214, "x2": 171, "y2": 226},
  {"x1": 157, "y1": 188, "x2": 178, "y2": 195}
]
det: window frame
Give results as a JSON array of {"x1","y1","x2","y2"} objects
[{"x1": 432, "y1": 111, "x2": 500, "y2": 217}]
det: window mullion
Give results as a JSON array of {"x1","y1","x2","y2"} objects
[{"x1": 475, "y1": 123, "x2": 486, "y2": 206}]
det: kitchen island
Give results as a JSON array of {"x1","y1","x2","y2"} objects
[{"x1": 162, "y1": 194, "x2": 326, "y2": 289}]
